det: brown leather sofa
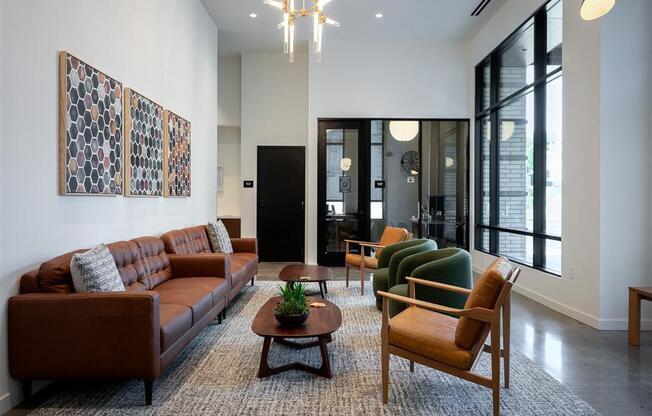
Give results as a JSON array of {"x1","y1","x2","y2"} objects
[
  {"x1": 7, "y1": 232, "x2": 255, "y2": 405},
  {"x1": 161, "y1": 225, "x2": 258, "y2": 304}
]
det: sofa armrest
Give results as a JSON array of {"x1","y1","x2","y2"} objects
[
  {"x1": 168, "y1": 254, "x2": 229, "y2": 278},
  {"x1": 231, "y1": 238, "x2": 258, "y2": 255},
  {"x1": 8, "y1": 291, "x2": 161, "y2": 380}
]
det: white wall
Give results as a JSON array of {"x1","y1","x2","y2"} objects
[
  {"x1": 598, "y1": 0, "x2": 652, "y2": 327},
  {"x1": 307, "y1": 40, "x2": 469, "y2": 262},
  {"x1": 217, "y1": 126, "x2": 242, "y2": 216},
  {"x1": 0, "y1": 0, "x2": 217, "y2": 411},
  {"x1": 240, "y1": 52, "x2": 309, "y2": 238},
  {"x1": 218, "y1": 55, "x2": 241, "y2": 127}
]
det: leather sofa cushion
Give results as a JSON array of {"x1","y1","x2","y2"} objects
[
  {"x1": 107, "y1": 241, "x2": 148, "y2": 291},
  {"x1": 345, "y1": 253, "x2": 378, "y2": 269},
  {"x1": 389, "y1": 306, "x2": 473, "y2": 370},
  {"x1": 455, "y1": 257, "x2": 513, "y2": 350},
  {"x1": 37, "y1": 250, "x2": 86, "y2": 293},
  {"x1": 161, "y1": 226, "x2": 211, "y2": 255},
  {"x1": 133, "y1": 237, "x2": 173, "y2": 289},
  {"x1": 154, "y1": 285, "x2": 213, "y2": 325},
  {"x1": 155, "y1": 277, "x2": 228, "y2": 308},
  {"x1": 185, "y1": 226, "x2": 212, "y2": 254},
  {"x1": 230, "y1": 253, "x2": 257, "y2": 288},
  {"x1": 231, "y1": 252, "x2": 257, "y2": 264},
  {"x1": 159, "y1": 304, "x2": 192, "y2": 351}
]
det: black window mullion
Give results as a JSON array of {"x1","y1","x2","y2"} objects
[
  {"x1": 489, "y1": 55, "x2": 500, "y2": 254},
  {"x1": 533, "y1": 10, "x2": 547, "y2": 268}
]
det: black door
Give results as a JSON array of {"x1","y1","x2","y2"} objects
[
  {"x1": 257, "y1": 146, "x2": 305, "y2": 262},
  {"x1": 317, "y1": 120, "x2": 370, "y2": 266}
]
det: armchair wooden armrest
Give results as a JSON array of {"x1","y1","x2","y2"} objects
[
  {"x1": 345, "y1": 239, "x2": 381, "y2": 256},
  {"x1": 377, "y1": 290, "x2": 494, "y2": 322},
  {"x1": 377, "y1": 290, "x2": 462, "y2": 316},
  {"x1": 406, "y1": 276, "x2": 472, "y2": 295},
  {"x1": 359, "y1": 242, "x2": 384, "y2": 249},
  {"x1": 344, "y1": 239, "x2": 380, "y2": 245}
]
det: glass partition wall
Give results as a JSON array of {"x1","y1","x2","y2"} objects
[{"x1": 318, "y1": 119, "x2": 469, "y2": 266}]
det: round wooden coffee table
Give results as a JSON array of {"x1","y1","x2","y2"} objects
[
  {"x1": 279, "y1": 264, "x2": 333, "y2": 298},
  {"x1": 251, "y1": 296, "x2": 342, "y2": 378}
]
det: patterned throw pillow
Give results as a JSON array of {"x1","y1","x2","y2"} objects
[
  {"x1": 70, "y1": 244, "x2": 125, "y2": 293},
  {"x1": 207, "y1": 220, "x2": 234, "y2": 254}
]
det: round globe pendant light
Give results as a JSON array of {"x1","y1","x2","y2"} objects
[
  {"x1": 389, "y1": 121, "x2": 419, "y2": 142},
  {"x1": 580, "y1": 0, "x2": 616, "y2": 21}
]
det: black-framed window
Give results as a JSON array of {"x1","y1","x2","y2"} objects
[{"x1": 475, "y1": 0, "x2": 563, "y2": 275}]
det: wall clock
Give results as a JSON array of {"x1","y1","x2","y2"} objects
[{"x1": 400, "y1": 150, "x2": 420, "y2": 175}]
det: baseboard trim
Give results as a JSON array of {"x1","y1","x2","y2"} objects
[
  {"x1": 511, "y1": 284, "x2": 602, "y2": 328},
  {"x1": 0, "y1": 392, "x2": 11, "y2": 415},
  {"x1": 475, "y1": 264, "x2": 652, "y2": 331}
]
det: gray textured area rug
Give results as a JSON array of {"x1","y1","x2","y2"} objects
[{"x1": 33, "y1": 281, "x2": 598, "y2": 415}]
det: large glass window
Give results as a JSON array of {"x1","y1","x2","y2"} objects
[{"x1": 475, "y1": 0, "x2": 562, "y2": 275}]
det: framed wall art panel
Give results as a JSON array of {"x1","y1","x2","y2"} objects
[
  {"x1": 164, "y1": 110, "x2": 191, "y2": 197},
  {"x1": 59, "y1": 51, "x2": 123, "y2": 195},
  {"x1": 123, "y1": 88, "x2": 164, "y2": 197}
]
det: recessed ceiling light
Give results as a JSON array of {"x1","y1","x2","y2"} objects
[
  {"x1": 375, "y1": 13, "x2": 383, "y2": 18},
  {"x1": 249, "y1": 13, "x2": 258, "y2": 18}
]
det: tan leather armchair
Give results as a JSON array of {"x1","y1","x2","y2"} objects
[
  {"x1": 344, "y1": 226, "x2": 409, "y2": 295},
  {"x1": 378, "y1": 257, "x2": 520, "y2": 416}
]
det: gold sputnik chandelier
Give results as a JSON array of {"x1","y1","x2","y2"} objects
[{"x1": 264, "y1": 0, "x2": 340, "y2": 62}]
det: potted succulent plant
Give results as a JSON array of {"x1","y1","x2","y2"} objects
[{"x1": 274, "y1": 283, "x2": 310, "y2": 327}]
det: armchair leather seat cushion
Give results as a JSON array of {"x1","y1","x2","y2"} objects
[
  {"x1": 455, "y1": 257, "x2": 512, "y2": 350},
  {"x1": 345, "y1": 253, "x2": 378, "y2": 269},
  {"x1": 154, "y1": 285, "x2": 213, "y2": 325},
  {"x1": 160, "y1": 304, "x2": 192, "y2": 351},
  {"x1": 389, "y1": 306, "x2": 473, "y2": 370},
  {"x1": 153, "y1": 277, "x2": 227, "y2": 309}
]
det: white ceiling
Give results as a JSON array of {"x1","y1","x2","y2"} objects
[{"x1": 202, "y1": 0, "x2": 507, "y2": 56}]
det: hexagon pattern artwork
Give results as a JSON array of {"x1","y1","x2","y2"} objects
[
  {"x1": 60, "y1": 52, "x2": 123, "y2": 195},
  {"x1": 124, "y1": 89, "x2": 164, "y2": 196},
  {"x1": 165, "y1": 111, "x2": 191, "y2": 197}
]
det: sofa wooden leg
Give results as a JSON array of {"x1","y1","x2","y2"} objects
[
  {"x1": 22, "y1": 380, "x2": 32, "y2": 403},
  {"x1": 222, "y1": 309, "x2": 226, "y2": 320},
  {"x1": 144, "y1": 379, "x2": 153, "y2": 405},
  {"x1": 251, "y1": 277, "x2": 255, "y2": 286},
  {"x1": 218, "y1": 313, "x2": 223, "y2": 324}
]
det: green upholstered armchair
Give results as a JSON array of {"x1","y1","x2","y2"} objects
[
  {"x1": 372, "y1": 239, "x2": 437, "y2": 309},
  {"x1": 387, "y1": 247, "x2": 473, "y2": 317}
]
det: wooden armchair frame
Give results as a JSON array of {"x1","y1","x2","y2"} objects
[
  {"x1": 378, "y1": 267, "x2": 520, "y2": 416},
  {"x1": 344, "y1": 239, "x2": 385, "y2": 295}
]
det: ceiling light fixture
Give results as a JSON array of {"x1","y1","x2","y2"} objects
[
  {"x1": 264, "y1": 0, "x2": 340, "y2": 63},
  {"x1": 389, "y1": 121, "x2": 419, "y2": 142},
  {"x1": 375, "y1": 13, "x2": 383, "y2": 18},
  {"x1": 580, "y1": 0, "x2": 616, "y2": 20},
  {"x1": 249, "y1": 13, "x2": 258, "y2": 18}
]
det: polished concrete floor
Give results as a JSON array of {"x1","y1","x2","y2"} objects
[
  {"x1": 258, "y1": 262, "x2": 652, "y2": 416},
  {"x1": 8, "y1": 262, "x2": 652, "y2": 415}
]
